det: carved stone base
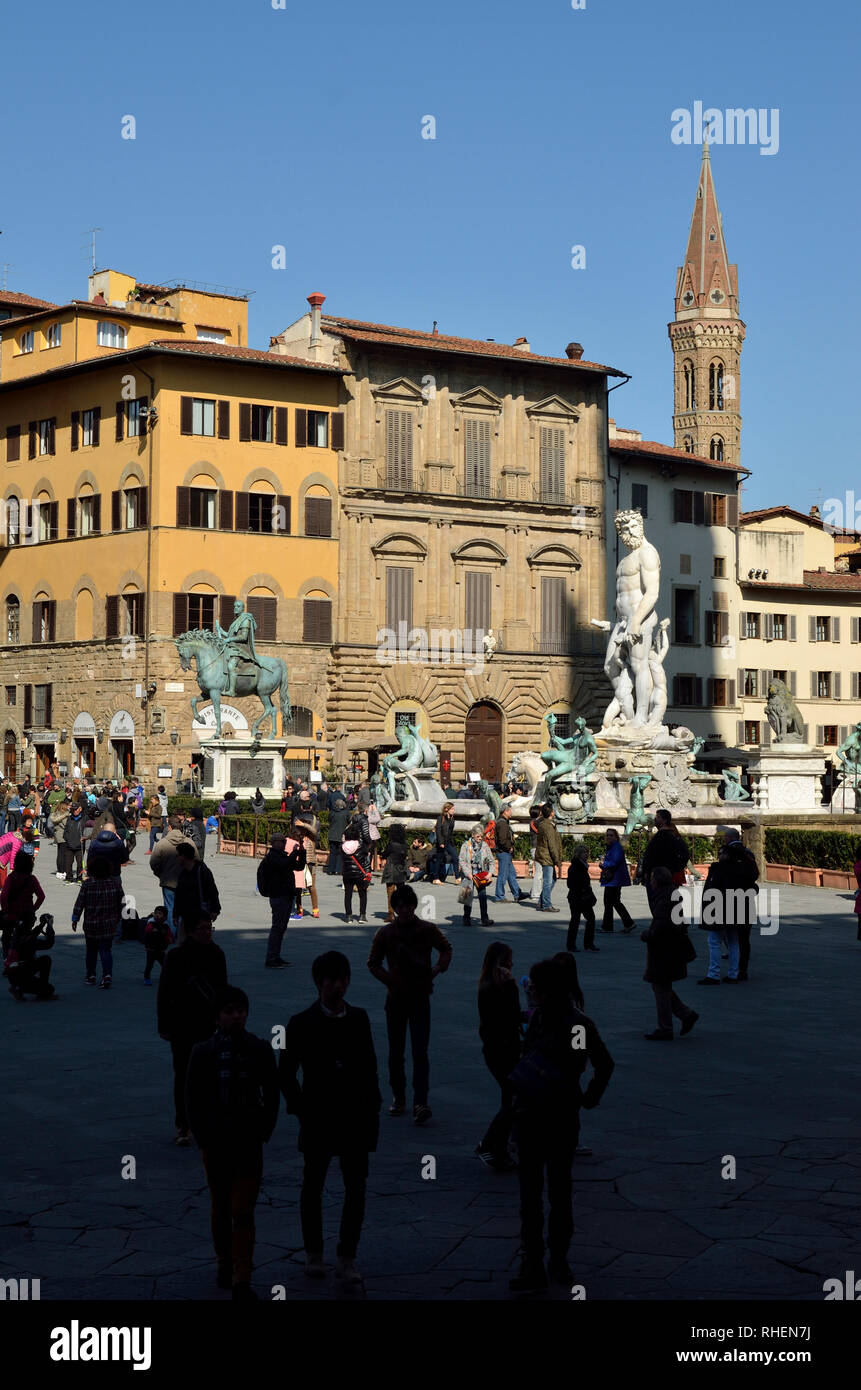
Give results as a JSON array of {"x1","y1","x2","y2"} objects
[{"x1": 200, "y1": 736, "x2": 289, "y2": 797}]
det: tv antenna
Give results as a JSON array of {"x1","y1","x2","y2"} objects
[
  {"x1": 0, "y1": 264, "x2": 11, "y2": 292},
  {"x1": 82, "y1": 227, "x2": 102, "y2": 273}
]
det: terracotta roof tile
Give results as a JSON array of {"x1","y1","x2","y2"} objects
[
  {"x1": 148, "y1": 339, "x2": 341, "y2": 371},
  {"x1": 739, "y1": 505, "x2": 822, "y2": 529},
  {"x1": 0, "y1": 290, "x2": 58, "y2": 310},
  {"x1": 609, "y1": 437, "x2": 748, "y2": 474},
  {"x1": 802, "y1": 569, "x2": 861, "y2": 591}
]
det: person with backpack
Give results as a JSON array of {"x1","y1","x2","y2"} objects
[
  {"x1": 598, "y1": 827, "x2": 636, "y2": 934},
  {"x1": 698, "y1": 829, "x2": 759, "y2": 984},
  {"x1": 341, "y1": 814, "x2": 372, "y2": 924},
  {"x1": 174, "y1": 842, "x2": 221, "y2": 940},
  {"x1": 326, "y1": 796, "x2": 350, "y2": 876},
  {"x1": 640, "y1": 809, "x2": 690, "y2": 910},
  {"x1": 86, "y1": 819, "x2": 130, "y2": 879},
  {"x1": 257, "y1": 832, "x2": 306, "y2": 968},
  {"x1": 62, "y1": 802, "x2": 86, "y2": 884},
  {"x1": 71, "y1": 857, "x2": 124, "y2": 989},
  {"x1": 157, "y1": 915, "x2": 228, "y2": 1145},
  {"x1": 380, "y1": 824, "x2": 409, "y2": 921}
]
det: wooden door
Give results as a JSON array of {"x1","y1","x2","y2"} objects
[
  {"x1": 464, "y1": 702, "x2": 503, "y2": 783},
  {"x1": 4, "y1": 733, "x2": 17, "y2": 782}
]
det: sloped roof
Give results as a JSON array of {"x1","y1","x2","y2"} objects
[{"x1": 610, "y1": 436, "x2": 748, "y2": 475}]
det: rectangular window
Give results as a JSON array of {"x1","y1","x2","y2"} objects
[
  {"x1": 304, "y1": 496, "x2": 332, "y2": 537},
  {"x1": 192, "y1": 398, "x2": 216, "y2": 437},
  {"x1": 124, "y1": 487, "x2": 142, "y2": 530},
  {"x1": 127, "y1": 398, "x2": 143, "y2": 437},
  {"x1": 772, "y1": 613, "x2": 786, "y2": 640},
  {"x1": 709, "y1": 493, "x2": 727, "y2": 527},
  {"x1": 711, "y1": 678, "x2": 728, "y2": 707},
  {"x1": 187, "y1": 594, "x2": 216, "y2": 630},
  {"x1": 189, "y1": 488, "x2": 216, "y2": 529},
  {"x1": 816, "y1": 615, "x2": 830, "y2": 642},
  {"x1": 705, "y1": 610, "x2": 728, "y2": 646},
  {"x1": 6, "y1": 425, "x2": 21, "y2": 463},
  {"x1": 631, "y1": 482, "x2": 648, "y2": 517},
  {"x1": 250, "y1": 405, "x2": 273, "y2": 442},
  {"x1": 675, "y1": 676, "x2": 696, "y2": 706},
  {"x1": 32, "y1": 684, "x2": 51, "y2": 726},
  {"x1": 745, "y1": 612, "x2": 760, "y2": 639},
  {"x1": 196, "y1": 328, "x2": 226, "y2": 343},
  {"x1": 823, "y1": 725, "x2": 838, "y2": 746},
  {"x1": 464, "y1": 418, "x2": 492, "y2": 498},
  {"x1": 45, "y1": 322, "x2": 61, "y2": 349},
  {"x1": 120, "y1": 593, "x2": 144, "y2": 638},
  {"x1": 303, "y1": 598, "x2": 332, "y2": 644},
  {"x1": 97, "y1": 321, "x2": 126, "y2": 349},
  {"x1": 36, "y1": 502, "x2": 53, "y2": 542},
  {"x1": 5, "y1": 686, "x2": 16, "y2": 706},
  {"x1": 82, "y1": 409, "x2": 95, "y2": 447},
  {"x1": 673, "y1": 588, "x2": 697, "y2": 645},
  {"x1": 38, "y1": 418, "x2": 55, "y2": 456},
  {"x1": 79, "y1": 496, "x2": 96, "y2": 536},
  {"x1": 33, "y1": 600, "x2": 56, "y2": 643},
  {"x1": 385, "y1": 409, "x2": 413, "y2": 488},
  {"x1": 771, "y1": 669, "x2": 787, "y2": 686},
  {"x1": 465, "y1": 571, "x2": 491, "y2": 643},
  {"x1": 539, "y1": 427, "x2": 565, "y2": 502},
  {"x1": 817, "y1": 671, "x2": 831, "y2": 699},
  {"x1": 248, "y1": 494, "x2": 275, "y2": 533},
  {"x1": 679, "y1": 554, "x2": 692, "y2": 575},
  {"x1": 307, "y1": 411, "x2": 329, "y2": 448},
  {"x1": 19, "y1": 331, "x2": 34, "y2": 354},
  {"x1": 713, "y1": 556, "x2": 726, "y2": 578},
  {"x1": 385, "y1": 567, "x2": 414, "y2": 631},
  {"x1": 674, "y1": 489, "x2": 693, "y2": 523},
  {"x1": 743, "y1": 669, "x2": 758, "y2": 697},
  {"x1": 540, "y1": 575, "x2": 570, "y2": 654},
  {"x1": 743, "y1": 720, "x2": 760, "y2": 744}
]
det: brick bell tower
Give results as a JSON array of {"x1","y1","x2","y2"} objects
[{"x1": 669, "y1": 142, "x2": 745, "y2": 466}]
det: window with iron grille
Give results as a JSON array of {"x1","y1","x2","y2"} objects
[
  {"x1": 6, "y1": 598, "x2": 19, "y2": 644},
  {"x1": 553, "y1": 713, "x2": 572, "y2": 740},
  {"x1": 5, "y1": 686, "x2": 16, "y2": 706},
  {"x1": 631, "y1": 483, "x2": 648, "y2": 517},
  {"x1": 395, "y1": 710, "x2": 417, "y2": 731},
  {"x1": 285, "y1": 706, "x2": 314, "y2": 738}
]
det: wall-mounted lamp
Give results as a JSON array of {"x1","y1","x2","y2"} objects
[
  {"x1": 97, "y1": 726, "x2": 104, "y2": 744},
  {"x1": 315, "y1": 729, "x2": 323, "y2": 742},
  {"x1": 170, "y1": 728, "x2": 179, "y2": 746},
  {"x1": 60, "y1": 728, "x2": 67, "y2": 743}
]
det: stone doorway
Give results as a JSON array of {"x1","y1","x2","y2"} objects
[{"x1": 464, "y1": 702, "x2": 503, "y2": 783}]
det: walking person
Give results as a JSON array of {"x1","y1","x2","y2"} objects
[
  {"x1": 599, "y1": 827, "x2": 636, "y2": 934},
  {"x1": 640, "y1": 808, "x2": 690, "y2": 910},
  {"x1": 291, "y1": 803, "x2": 320, "y2": 921},
  {"x1": 257, "y1": 832, "x2": 305, "y2": 969},
  {"x1": 509, "y1": 957, "x2": 615, "y2": 1293},
  {"x1": 367, "y1": 884, "x2": 452, "y2": 1125},
  {"x1": 475, "y1": 942, "x2": 521, "y2": 1171},
  {"x1": 186, "y1": 985, "x2": 280, "y2": 1301},
  {"x1": 174, "y1": 842, "x2": 221, "y2": 940},
  {"x1": 150, "y1": 816, "x2": 193, "y2": 938},
  {"x1": 713, "y1": 827, "x2": 758, "y2": 980},
  {"x1": 142, "y1": 904, "x2": 172, "y2": 985},
  {"x1": 567, "y1": 843, "x2": 598, "y2": 951},
  {"x1": 699, "y1": 830, "x2": 759, "y2": 985},
  {"x1": 381, "y1": 824, "x2": 409, "y2": 921},
  {"x1": 535, "y1": 804, "x2": 563, "y2": 913},
  {"x1": 280, "y1": 951, "x2": 381, "y2": 1286},
  {"x1": 341, "y1": 814, "x2": 372, "y2": 924},
  {"x1": 459, "y1": 824, "x2": 495, "y2": 927},
  {"x1": 432, "y1": 802, "x2": 460, "y2": 883},
  {"x1": 493, "y1": 805, "x2": 529, "y2": 904},
  {"x1": 157, "y1": 916, "x2": 228, "y2": 1145},
  {"x1": 642, "y1": 866, "x2": 699, "y2": 1039},
  {"x1": 326, "y1": 796, "x2": 349, "y2": 876},
  {"x1": 71, "y1": 857, "x2": 123, "y2": 989},
  {"x1": 62, "y1": 803, "x2": 86, "y2": 885},
  {"x1": 146, "y1": 796, "x2": 165, "y2": 853}
]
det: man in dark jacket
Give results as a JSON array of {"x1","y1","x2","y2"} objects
[
  {"x1": 367, "y1": 885, "x2": 453, "y2": 1125},
  {"x1": 157, "y1": 916, "x2": 228, "y2": 1144},
  {"x1": 326, "y1": 797, "x2": 350, "y2": 875},
  {"x1": 699, "y1": 830, "x2": 759, "y2": 983},
  {"x1": 62, "y1": 804, "x2": 86, "y2": 884},
  {"x1": 186, "y1": 985, "x2": 279, "y2": 1301},
  {"x1": 173, "y1": 842, "x2": 221, "y2": 939},
  {"x1": 279, "y1": 950, "x2": 381, "y2": 1286},
  {"x1": 86, "y1": 822, "x2": 130, "y2": 879},
  {"x1": 493, "y1": 805, "x2": 529, "y2": 904},
  {"x1": 640, "y1": 809, "x2": 689, "y2": 909},
  {"x1": 257, "y1": 832, "x2": 305, "y2": 968}
]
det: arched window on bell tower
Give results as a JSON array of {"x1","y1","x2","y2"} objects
[
  {"x1": 709, "y1": 361, "x2": 724, "y2": 411},
  {"x1": 683, "y1": 435, "x2": 695, "y2": 454},
  {"x1": 683, "y1": 360, "x2": 696, "y2": 411},
  {"x1": 709, "y1": 436, "x2": 724, "y2": 462}
]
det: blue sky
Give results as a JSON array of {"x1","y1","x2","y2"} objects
[{"x1": 2, "y1": 0, "x2": 856, "y2": 513}]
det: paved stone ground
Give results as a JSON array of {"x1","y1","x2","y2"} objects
[{"x1": 2, "y1": 845, "x2": 860, "y2": 1302}]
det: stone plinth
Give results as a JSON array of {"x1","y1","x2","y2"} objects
[
  {"x1": 200, "y1": 737, "x2": 288, "y2": 797},
  {"x1": 746, "y1": 745, "x2": 827, "y2": 813}
]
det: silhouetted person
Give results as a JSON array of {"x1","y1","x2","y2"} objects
[
  {"x1": 257, "y1": 832, "x2": 305, "y2": 968},
  {"x1": 475, "y1": 942, "x2": 520, "y2": 1171},
  {"x1": 640, "y1": 809, "x2": 690, "y2": 909},
  {"x1": 642, "y1": 866, "x2": 698, "y2": 1039},
  {"x1": 157, "y1": 916, "x2": 227, "y2": 1145},
  {"x1": 567, "y1": 844, "x2": 597, "y2": 951}
]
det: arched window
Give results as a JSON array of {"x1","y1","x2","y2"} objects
[
  {"x1": 683, "y1": 435, "x2": 695, "y2": 454},
  {"x1": 683, "y1": 361, "x2": 696, "y2": 411},
  {"x1": 5, "y1": 596, "x2": 20, "y2": 644},
  {"x1": 5, "y1": 497, "x2": 20, "y2": 546},
  {"x1": 709, "y1": 436, "x2": 724, "y2": 462},
  {"x1": 75, "y1": 588, "x2": 94, "y2": 641},
  {"x1": 97, "y1": 321, "x2": 127, "y2": 349},
  {"x1": 709, "y1": 362, "x2": 724, "y2": 410}
]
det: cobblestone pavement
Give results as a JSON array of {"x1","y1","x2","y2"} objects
[{"x1": 2, "y1": 848, "x2": 860, "y2": 1301}]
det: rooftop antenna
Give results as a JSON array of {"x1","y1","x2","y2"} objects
[
  {"x1": 82, "y1": 227, "x2": 102, "y2": 273},
  {"x1": 0, "y1": 264, "x2": 11, "y2": 292}
]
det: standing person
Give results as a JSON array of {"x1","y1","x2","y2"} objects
[
  {"x1": 292, "y1": 803, "x2": 320, "y2": 921},
  {"x1": 6, "y1": 786, "x2": 23, "y2": 833},
  {"x1": 86, "y1": 820, "x2": 130, "y2": 878},
  {"x1": 249, "y1": 788, "x2": 266, "y2": 815},
  {"x1": 157, "y1": 916, "x2": 228, "y2": 1145},
  {"x1": 475, "y1": 942, "x2": 521, "y2": 1171},
  {"x1": 713, "y1": 827, "x2": 758, "y2": 980},
  {"x1": 62, "y1": 801, "x2": 86, "y2": 885},
  {"x1": 432, "y1": 802, "x2": 460, "y2": 883},
  {"x1": 157, "y1": 784, "x2": 169, "y2": 819},
  {"x1": 567, "y1": 843, "x2": 598, "y2": 951},
  {"x1": 509, "y1": 957, "x2": 614, "y2": 1292},
  {"x1": 366, "y1": 798, "x2": 382, "y2": 874},
  {"x1": 257, "y1": 832, "x2": 305, "y2": 969},
  {"x1": 280, "y1": 951, "x2": 381, "y2": 1285},
  {"x1": 599, "y1": 827, "x2": 635, "y2": 934},
  {"x1": 381, "y1": 824, "x2": 409, "y2": 921},
  {"x1": 493, "y1": 805, "x2": 529, "y2": 904},
  {"x1": 459, "y1": 824, "x2": 495, "y2": 928},
  {"x1": 147, "y1": 795, "x2": 164, "y2": 853},
  {"x1": 641, "y1": 866, "x2": 698, "y2": 1039},
  {"x1": 341, "y1": 814, "x2": 372, "y2": 924},
  {"x1": 50, "y1": 794, "x2": 71, "y2": 880},
  {"x1": 184, "y1": 806, "x2": 207, "y2": 860},
  {"x1": 367, "y1": 884, "x2": 453, "y2": 1125},
  {"x1": 150, "y1": 815, "x2": 192, "y2": 938},
  {"x1": 534, "y1": 804, "x2": 563, "y2": 913},
  {"x1": 142, "y1": 904, "x2": 172, "y2": 985},
  {"x1": 640, "y1": 808, "x2": 690, "y2": 909},
  {"x1": 71, "y1": 858, "x2": 123, "y2": 989},
  {"x1": 186, "y1": 985, "x2": 280, "y2": 1301},
  {"x1": 326, "y1": 796, "x2": 349, "y2": 876},
  {"x1": 174, "y1": 842, "x2": 221, "y2": 940},
  {"x1": 1, "y1": 852, "x2": 46, "y2": 942},
  {"x1": 699, "y1": 831, "x2": 758, "y2": 985}
]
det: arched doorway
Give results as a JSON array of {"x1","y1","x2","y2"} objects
[{"x1": 464, "y1": 702, "x2": 503, "y2": 783}]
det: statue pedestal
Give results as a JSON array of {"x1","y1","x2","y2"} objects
[
  {"x1": 825, "y1": 774, "x2": 859, "y2": 814},
  {"x1": 398, "y1": 768, "x2": 447, "y2": 808},
  {"x1": 200, "y1": 737, "x2": 288, "y2": 798},
  {"x1": 746, "y1": 745, "x2": 826, "y2": 812}
]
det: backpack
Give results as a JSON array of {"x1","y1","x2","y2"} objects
[{"x1": 670, "y1": 835, "x2": 690, "y2": 872}]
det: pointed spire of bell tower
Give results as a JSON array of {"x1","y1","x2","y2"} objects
[{"x1": 668, "y1": 145, "x2": 746, "y2": 467}]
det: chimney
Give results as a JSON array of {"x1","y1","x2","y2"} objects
[
  {"x1": 565, "y1": 342, "x2": 584, "y2": 361},
  {"x1": 307, "y1": 292, "x2": 326, "y2": 347},
  {"x1": 512, "y1": 336, "x2": 530, "y2": 352}
]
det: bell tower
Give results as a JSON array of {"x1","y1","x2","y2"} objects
[{"x1": 669, "y1": 143, "x2": 745, "y2": 466}]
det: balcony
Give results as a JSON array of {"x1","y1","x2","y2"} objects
[
  {"x1": 123, "y1": 299, "x2": 180, "y2": 321},
  {"x1": 350, "y1": 465, "x2": 595, "y2": 510}
]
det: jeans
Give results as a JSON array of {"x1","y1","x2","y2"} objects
[
  {"x1": 201, "y1": 1144, "x2": 263, "y2": 1285},
  {"x1": 464, "y1": 884, "x2": 491, "y2": 926},
  {"x1": 385, "y1": 994, "x2": 431, "y2": 1106},
  {"x1": 515, "y1": 1117, "x2": 579, "y2": 1264},
  {"x1": 539, "y1": 864, "x2": 556, "y2": 910},
  {"x1": 343, "y1": 883, "x2": 367, "y2": 918},
  {"x1": 493, "y1": 851, "x2": 521, "y2": 901},
  {"x1": 162, "y1": 886, "x2": 177, "y2": 938},
  {"x1": 0, "y1": 811, "x2": 6, "y2": 836},
  {"x1": 480, "y1": 1049, "x2": 518, "y2": 1159},
  {"x1": 602, "y1": 886, "x2": 634, "y2": 932},
  {"x1": 441, "y1": 844, "x2": 460, "y2": 880},
  {"x1": 84, "y1": 937, "x2": 113, "y2": 978},
  {"x1": 300, "y1": 1149, "x2": 369, "y2": 1259},
  {"x1": 707, "y1": 928, "x2": 739, "y2": 979},
  {"x1": 652, "y1": 983, "x2": 696, "y2": 1033},
  {"x1": 266, "y1": 896, "x2": 294, "y2": 964},
  {"x1": 149, "y1": 826, "x2": 163, "y2": 852},
  {"x1": 567, "y1": 906, "x2": 595, "y2": 950}
]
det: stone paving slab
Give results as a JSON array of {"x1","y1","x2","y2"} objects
[{"x1": 1, "y1": 857, "x2": 860, "y2": 1300}]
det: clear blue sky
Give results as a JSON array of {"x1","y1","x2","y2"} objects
[{"x1": 2, "y1": 0, "x2": 856, "y2": 514}]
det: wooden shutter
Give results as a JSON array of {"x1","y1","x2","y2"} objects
[
  {"x1": 115, "y1": 402, "x2": 124, "y2": 442},
  {"x1": 739, "y1": 610, "x2": 746, "y2": 639},
  {"x1": 106, "y1": 595, "x2": 120, "y2": 639},
  {"x1": 67, "y1": 498, "x2": 76, "y2": 537},
  {"x1": 305, "y1": 496, "x2": 331, "y2": 537},
  {"x1": 703, "y1": 492, "x2": 715, "y2": 527},
  {"x1": 138, "y1": 395, "x2": 148, "y2": 440},
  {"x1": 28, "y1": 422, "x2": 36, "y2": 459},
  {"x1": 176, "y1": 487, "x2": 191, "y2": 528},
  {"x1": 728, "y1": 679, "x2": 736, "y2": 706},
  {"x1": 834, "y1": 672, "x2": 841, "y2": 700},
  {"x1": 541, "y1": 575, "x2": 568, "y2": 651},
  {"x1": 111, "y1": 491, "x2": 121, "y2": 531},
  {"x1": 760, "y1": 669, "x2": 769, "y2": 698},
  {"x1": 706, "y1": 677, "x2": 714, "y2": 706},
  {"x1": 48, "y1": 501, "x2": 58, "y2": 540},
  {"x1": 853, "y1": 674, "x2": 859, "y2": 700},
  {"x1": 694, "y1": 676, "x2": 702, "y2": 705},
  {"x1": 852, "y1": 617, "x2": 861, "y2": 643},
  {"x1": 386, "y1": 567, "x2": 414, "y2": 631},
  {"x1": 832, "y1": 617, "x2": 841, "y2": 643},
  {"x1": 810, "y1": 672, "x2": 818, "y2": 698},
  {"x1": 839, "y1": 725, "x2": 849, "y2": 747},
  {"x1": 465, "y1": 418, "x2": 491, "y2": 495},
  {"x1": 737, "y1": 720, "x2": 746, "y2": 745},
  {"x1": 816, "y1": 725, "x2": 824, "y2": 746},
  {"x1": 331, "y1": 412, "x2": 344, "y2": 450},
  {"x1": 219, "y1": 491, "x2": 234, "y2": 530},
  {"x1": 138, "y1": 487, "x2": 148, "y2": 528},
  {"x1": 92, "y1": 494, "x2": 101, "y2": 534},
  {"x1": 803, "y1": 723, "x2": 809, "y2": 743},
  {"x1": 788, "y1": 670, "x2": 797, "y2": 695},
  {"x1": 764, "y1": 613, "x2": 774, "y2": 641},
  {"x1": 45, "y1": 685, "x2": 52, "y2": 726},
  {"x1": 726, "y1": 493, "x2": 739, "y2": 527},
  {"x1": 538, "y1": 426, "x2": 564, "y2": 499},
  {"x1": 277, "y1": 495, "x2": 291, "y2": 534},
  {"x1": 220, "y1": 595, "x2": 237, "y2": 630},
  {"x1": 239, "y1": 403, "x2": 252, "y2": 441},
  {"x1": 70, "y1": 411, "x2": 80, "y2": 451},
  {"x1": 809, "y1": 615, "x2": 817, "y2": 642},
  {"x1": 180, "y1": 397, "x2": 194, "y2": 435},
  {"x1": 248, "y1": 595, "x2": 277, "y2": 642},
  {"x1": 6, "y1": 425, "x2": 20, "y2": 462},
  {"x1": 385, "y1": 409, "x2": 412, "y2": 484},
  {"x1": 92, "y1": 406, "x2": 101, "y2": 447},
  {"x1": 47, "y1": 419, "x2": 56, "y2": 454},
  {"x1": 24, "y1": 685, "x2": 32, "y2": 726},
  {"x1": 693, "y1": 491, "x2": 705, "y2": 526},
  {"x1": 275, "y1": 407, "x2": 288, "y2": 445},
  {"x1": 217, "y1": 401, "x2": 230, "y2": 439},
  {"x1": 173, "y1": 594, "x2": 189, "y2": 636},
  {"x1": 789, "y1": 615, "x2": 797, "y2": 642},
  {"x1": 302, "y1": 598, "x2": 332, "y2": 644},
  {"x1": 465, "y1": 571, "x2": 491, "y2": 636},
  {"x1": 737, "y1": 666, "x2": 744, "y2": 695},
  {"x1": 672, "y1": 675, "x2": 680, "y2": 705},
  {"x1": 235, "y1": 492, "x2": 249, "y2": 531},
  {"x1": 32, "y1": 604, "x2": 41, "y2": 643},
  {"x1": 294, "y1": 408, "x2": 307, "y2": 448}
]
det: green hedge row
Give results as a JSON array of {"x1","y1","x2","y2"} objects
[{"x1": 764, "y1": 829, "x2": 861, "y2": 871}]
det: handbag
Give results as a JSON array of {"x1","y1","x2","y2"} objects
[
  {"x1": 457, "y1": 881, "x2": 473, "y2": 905},
  {"x1": 303, "y1": 864, "x2": 314, "y2": 888},
  {"x1": 508, "y1": 1049, "x2": 568, "y2": 1106}
]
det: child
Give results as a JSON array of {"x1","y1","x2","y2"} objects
[
  {"x1": 143, "y1": 904, "x2": 172, "y2": 984},
  {"x1": 5, "y1": 912, "x2": 56, "y2": 1000}
]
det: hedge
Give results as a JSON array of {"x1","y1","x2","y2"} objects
[{"x1": 764, "y1": 829, "x2": 861, "y2": 871}]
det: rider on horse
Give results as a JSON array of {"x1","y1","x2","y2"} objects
[{"x1": 216, "y1": 600, "x2": 263, "y2": 698}]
